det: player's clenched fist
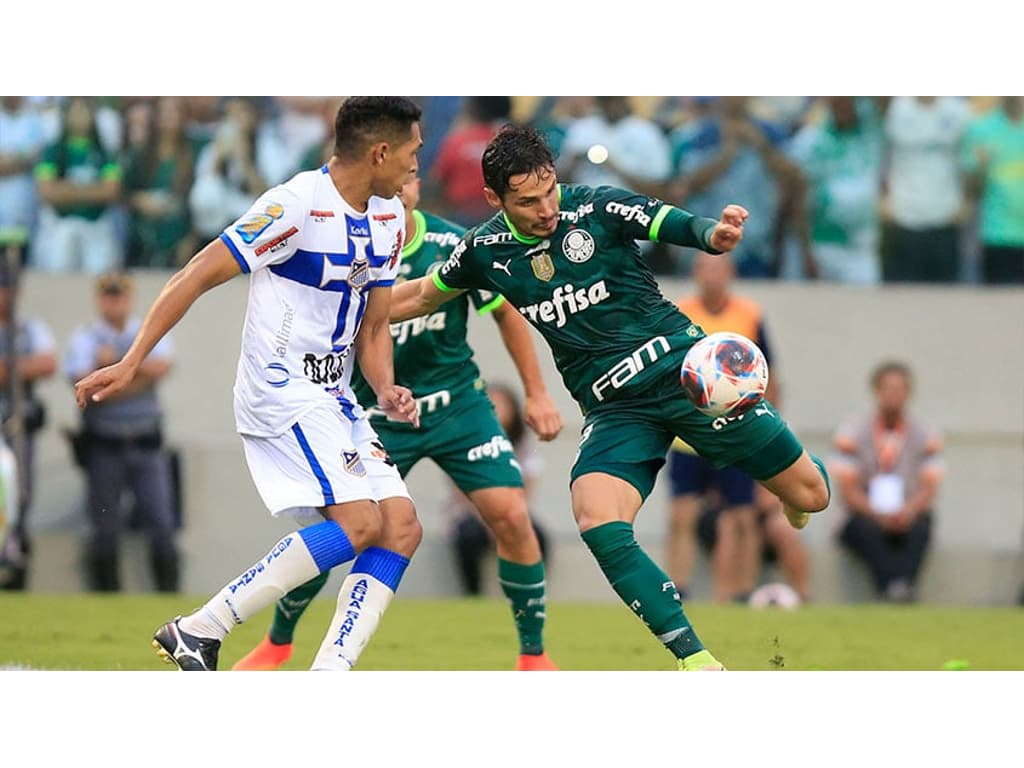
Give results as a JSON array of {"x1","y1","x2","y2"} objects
[
  {"x1": 378, "y1": 384, "x2": 420, "y2": 428},
  {"x1": 709, "y1": 204, "x2": 749, "y2": 253},
  {"x1": 525, "y1": 392, "x2": 563, "y2": 442}
]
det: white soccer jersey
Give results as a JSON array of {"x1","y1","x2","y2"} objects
[{"x1": 220, "y1": 165, "x2": 405, "y2": 437}]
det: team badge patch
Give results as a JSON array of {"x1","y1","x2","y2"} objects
[
  {"x1": 235, "y1": 202, "x2": 285, "y2": 244},
  {"x1": 530, "y1": 252, "x2": 555, "y2": 282},
  {"x1": 342, "y1": 449, "x2": 367, "y2": 477},
  {"x1": 348, "y1": 258, "x2": 370, "y2": 290},
  {"x1": 562, "y1": 229, "x2": 595, "y2": 263}
]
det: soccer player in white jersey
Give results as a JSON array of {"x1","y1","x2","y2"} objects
[{"x1": 75, "y1": 96, "x2": 425, "y2": 671}]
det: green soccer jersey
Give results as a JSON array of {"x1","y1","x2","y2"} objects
[
  {"x1": 433, "y1": 184, "x2": 717, "y2": 414},
  {"x1": 34, "y1": 137, "x2": 121, "y2": 221},
  {"x1": 352, "y1": 209, "x2": 505, "y2": 425}
]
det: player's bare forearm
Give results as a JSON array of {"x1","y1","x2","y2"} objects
[
  {"x1": 493, "y1": 303, "x2": 546, "y2": 397},
  {"x1": 390, "y1": 275, "x2": 460, "y2": 322},
  {"x1": 354, "y1": 287, "x2": 396, "y2": 397},
  {"x1": 122, "y1": 241, "x2": 239, "y2": 370},
  {"x1": 357, "y1": 286, "x2": 419, "y2": 427},
  {"x1": 75, "y1": 239, "x2": 240, "y2": 407},
  {"x1": 493, "y1": 303, "x2": 563, "y2": 441}
]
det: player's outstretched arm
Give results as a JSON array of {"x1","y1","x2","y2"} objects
[
  {"x1": 490, "y1": 302, "x2": 562, "y2": 442},
  {"x1": 389, "y1": 274, "x2": 461, "y2": 323},
  {"x1": 74, "y1": 238, "x2": 241, "y2": 408},
  {"x1": 644, "y1": 200, "x2": 749, "y2": 255},
  {"x1": 356, "y1": 285, "x2": 419, "y2": 428}
]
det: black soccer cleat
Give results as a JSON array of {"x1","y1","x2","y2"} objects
[{"x1": 152, "y1": 617, "x2": 221, "y2": 671}]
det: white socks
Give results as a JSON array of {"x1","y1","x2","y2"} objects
[
  {"x1": 180, "y1": 532, "x2": 320, "y2": 641},
  {"x1": 310, "y1": 573, "x2": 396, "y2": 671}
]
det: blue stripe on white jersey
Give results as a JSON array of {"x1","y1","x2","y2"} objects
[
  {"x1": 221, "y1": 168, "x2": 404, "y2": 437},
  {"x1": 269, "y1": 248, "x2": 356, "y2": 290},
  {"x1": 220, "y1": 233, "x2": 250, "y2": 273}
]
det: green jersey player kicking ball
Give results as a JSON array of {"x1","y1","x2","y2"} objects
[
  {"x1": 233, "y1": 175, "x2": 564, "y2": 672},
  {"x1": 390, "y1": 125, "x2": 831, "y2": 671}
]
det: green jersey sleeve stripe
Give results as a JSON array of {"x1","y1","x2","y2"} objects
[
  {"x1": 476, "y1": 294, "x2": 506, "y2": 315},
  {"x1": 432, "y1": 270, "x2": 458, "y2": 293},
  {"x1": 649, "y1": 204, "x2": 673, "y2": 242},
  {"x1": 404, "y1": 209, "x2": 427, "y2": 258}
]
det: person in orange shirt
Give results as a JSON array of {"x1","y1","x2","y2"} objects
[{"x1": 667, "y1": 251, "x2": 810, "y2": 603}]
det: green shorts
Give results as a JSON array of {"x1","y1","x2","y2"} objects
[
  {"x1": 570, "y1": 366, "x2": 802, "y2": 502},
  {"x1": 370, "y1": 389, "x2": 524, "y2": 494}
]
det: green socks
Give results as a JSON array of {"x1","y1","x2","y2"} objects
[
  {"x1": 497, "y1": 558, "x2": 547, "y2": 655},
  {"x1": 582, "y1": 521, "x2": 704, "y2": 660},
  {"x1": 810, "y1": 453, "x2": 831, "y2": 504},
  {"x1": 268, "y1": 570, "x2": 330, "y2": 645}
]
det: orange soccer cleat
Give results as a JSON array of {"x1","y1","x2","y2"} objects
[
  {"x1": 231, "y1": 635, "x2": 293, "y2": 671},
  {"x1": 515, "y1": 652, "x2": 560, "y2": 671}
]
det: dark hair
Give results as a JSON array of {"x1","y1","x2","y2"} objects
[
  {"x1": 870, "y1": 360, "x2": 913, "y2": 390},
  {"x1": 481, "y1": 123, "x2": 556, "y2": 199},
  {"x1": 333, "y1": 97, "x2": 422, "y2": 160},
  {"x1": 488, "y1": 382, "x2": 525, "y2": 447}
]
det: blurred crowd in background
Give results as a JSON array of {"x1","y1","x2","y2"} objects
[
  {"x1": 0, "y1": 95, "x2": 1021, "y2": 601},
  {"x1": 2, "y1": 95, "x2": 1021, "y2": 284}
]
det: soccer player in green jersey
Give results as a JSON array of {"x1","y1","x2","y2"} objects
[
  {"x1": 390, "y1": 125, "x2": 831, "y2": 671},
  {"x1": 233, "y1": 176, "x2": 564, "y2": 671}
]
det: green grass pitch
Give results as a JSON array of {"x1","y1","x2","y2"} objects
[{"x1": 1, "y1": 594, "x2": 1022, "y2": 670}]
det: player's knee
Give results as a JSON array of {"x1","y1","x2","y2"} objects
[
  {"x1": 396, "y1": 513, "x2": 424, "y2": 555},
  {"x1": 805, "y1": 478, "x2": 830, "y2": 513},
  {"x1": 484, "y1": 500, "x2": 531, "y2": 547},
  {"x1": 342, "y1": 506, "x2": 384, "y2": 552}
]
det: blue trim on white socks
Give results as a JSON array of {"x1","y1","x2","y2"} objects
[
  {"x1": 352, "y1": 547, "x2": 409, "y2": 592},
  {"x1": 298, "y1": 520, "x2": 356, "y2": 573}
]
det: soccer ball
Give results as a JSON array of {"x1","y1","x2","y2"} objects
[{"x1": 679, "y1": 331, "x2": 769, "y2": 417}]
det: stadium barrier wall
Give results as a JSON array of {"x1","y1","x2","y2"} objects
[{"x1": 20, "y1": 272, "x2": 1024, "y2": 604}]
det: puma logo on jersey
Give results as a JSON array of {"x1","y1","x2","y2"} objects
[{"x1": 492, "y1": 259, "x2": 512, "y2": 276}]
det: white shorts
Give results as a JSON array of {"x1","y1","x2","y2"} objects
[{"x1": 241, "y1": 403, "x2": 410, "y2": 526}]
